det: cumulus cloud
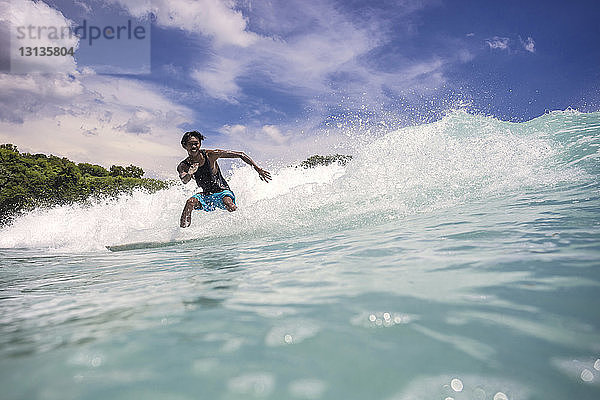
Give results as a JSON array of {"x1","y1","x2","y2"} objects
[
  {"x1": 110, "y1": 0, "x2": 454, "y2": 107},
  {"x1": 485, "y1": 35, "x2": 536, "y2": 54},
  {"x1": 219, "y1": 123, "x2": 289, "y2": 146},
  {"x1": 245, "y1": 0, "x2": 383, "y2": 92},
  {"x1": 191, "y1": 55, "x2": 244, "y2": 102},
  {"x1": 194, "y1": 0, "x2": 458, "y2": 110},
  {"x1": 155, "y1": 0, "x2": 379, "y2": 104},
  {"x1": 261, "y1": 125, "x2": 289, "y2": 145},
  {"x1": 521, "y1": 36, "x2": 535, "y2": 53},
  {"x1": 220, "y1": 124, "x2": 248, "y2": 137},
  {"x1": 256, "y1": 28, "x2": 375, "y2": 95},
  {"x1": 107, "y1": 0, "x2": 264, "y2": 101},
  {"x1": 215, "y1": 114, "x2": 382, "y2": 170},
  {"x1": 1, "y1": 0, "x2": 78, "y2": 73},
  {"x1": 117, "y1": 109, "x2": 154, "y2": 134},
  {"x1": 0, "y1": 73, "x2": 84, "y2": 122},
  {"x1": 0, "y1": 0, "x2": 477, "y2": 175},
  {"x1": 0, "y1": 71, "x2": 193, "y2": 177},
  {"x1": 109, "y1": 0, "x2": 258, "y2": 47},
  {"x1": 485, "y1": 36, "x2": 510, "y2": 51},
  {"x1": 218, "y1": 122, "x2": 315, "y2": 161}
]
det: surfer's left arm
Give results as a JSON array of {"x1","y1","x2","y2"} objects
[{"x1": 210, "y1": 149, "x2": 272, "y2": 182}]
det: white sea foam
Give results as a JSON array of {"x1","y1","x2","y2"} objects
[{"x1": 0, "y1": 111, "x2": 594, "y2": 252}]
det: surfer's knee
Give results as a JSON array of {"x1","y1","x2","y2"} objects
[
  {"x1": 223, "y1": 196, "x2": 236, "y2": 212},
  {"x1": 186, "y1": 197, "x2": 199, "y2": 208}
]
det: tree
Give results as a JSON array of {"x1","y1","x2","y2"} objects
[
  {"x1": 78, "y1": 163, "x2": 109, "y2": 177},
  {"x1": 124, "y1": 164, "x2": 144, "y2": 178},
  {"x1": 0, "y1": 144, "x2": 170, "y2": 223},
  {"x1": 299, "y1": 154, "x2": 353, "y2": 168},
  {"x1": 0, "y1": 144, "x2": 18, "y2": 152},
  {"x1": 109, "y1": 165, "x2": 126, "y2": 177}
]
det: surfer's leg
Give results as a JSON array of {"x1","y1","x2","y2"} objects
[
  {"x1": 223, "y1": 196, "x2": 237, "y2": 212},
  {"x1": 180, "y1": 197, "x2": 200, "y2": 227}
]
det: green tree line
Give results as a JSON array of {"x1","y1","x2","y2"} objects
[
  {"x1": 0, "y1": 144, "x2": 171, "y2": 223},
  {"x1": 299, "y1": 154, "x2": 352, "y2": 168}
]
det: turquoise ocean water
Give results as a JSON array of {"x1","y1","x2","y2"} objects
[{"x1": 1, "y1": 111, "x2": 599, "y2": 399}]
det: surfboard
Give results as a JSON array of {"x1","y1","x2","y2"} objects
[{"x1": 106, "y1": 240, "x2": 186, "y2": 252}]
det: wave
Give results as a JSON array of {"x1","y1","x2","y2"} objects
[{"x1": 1, "y1": 110, "x2": 597, "y2": 252}]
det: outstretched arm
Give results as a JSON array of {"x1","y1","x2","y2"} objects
[{"x1": 210, "y1": 150, "x2": 272, "y2": 182}]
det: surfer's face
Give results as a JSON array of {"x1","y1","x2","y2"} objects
[{"x1": 186, "y1": 139, "x2": 201, "y2": 154}]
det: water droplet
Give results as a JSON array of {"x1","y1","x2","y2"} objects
[
  {"x1": 581, "y1": 369, "x2": 594, "y2": 382},
  {"x1": 284, "y1": 334, "x2": 293, "y2": 344},
  {"x1": 450, "y1": 378, "x2": 463, "y2": 392},
  {"x1": 383, "y1": 312, "x2": 391, "y2": 321},
  {"x1": 369, "y1": 314, "x2": 376, "y2": 322},
  {"x1": 91, "y1": 356, "x2": 102, "y2": 367},
  {"x1": 594, "y1": 359, "x2": 600, "y2": 371},
  {"x1": 494, "y1": 392, "x2": 509, "y2": 400}
]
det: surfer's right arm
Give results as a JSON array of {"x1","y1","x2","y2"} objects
[{"x1": 177, "y1": 161, "x2": 199, "y2": 184}]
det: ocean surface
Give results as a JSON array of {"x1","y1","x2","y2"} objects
[{"x1": 1, "y1": 110, "x2": 599, "y2": 399}]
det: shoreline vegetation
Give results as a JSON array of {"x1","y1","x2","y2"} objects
[
  {"x1": 299, "y1": 154, "x2": 352, "y2": 168},
  {"x1": 0, "y1": 144, "x2": 352, "y2": 224},
  {"x1": 0, "y1": 144, "x2": 171, "y2": 224}
]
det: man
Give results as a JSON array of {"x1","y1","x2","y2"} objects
[{"x1": 178, "y1": 130, "x2": 271, "y2": 228}]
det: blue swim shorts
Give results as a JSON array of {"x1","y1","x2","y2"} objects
[{"x1": 192, "y1": 190, "x2": 236, "y2": 212}]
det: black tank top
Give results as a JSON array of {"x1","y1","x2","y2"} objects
[{"x1": 184, "y1": 150, "x2": 230, "y2": 194}]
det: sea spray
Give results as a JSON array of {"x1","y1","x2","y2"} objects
[{"x1": 0, "y1": 110, "x2": 596, "y2": 252}]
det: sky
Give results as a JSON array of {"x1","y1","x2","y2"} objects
[{"x1": 0, "y1": 0, "x2": 598, "y2": 178}]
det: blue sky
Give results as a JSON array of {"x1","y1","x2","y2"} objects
[{"x1": 0, "y1": 0, "x2": 598, "y2": 176}]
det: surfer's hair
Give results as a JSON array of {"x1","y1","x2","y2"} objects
[{"x1": 181, "y1": 131, "x2": 206, "y2": 148}]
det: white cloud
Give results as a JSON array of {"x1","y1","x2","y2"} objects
[
  {"x1": 176, "y1": 0, "x2": 380, "y2": 103},
  {"x1": 0, "y1": 0, "x2": 477, "y2": 178},
  {"x1": 219, "y1": 123, "x2": 289, "y2": 146},
  {"x1": 107, "y1": 0, "x2": 266, "y2": 101},
  {"x1": 0, "y1": 71, "x2": 194, "y2": 177},
  {"x1": 220, "y1": 124, "x2": 248, "y2": 136},
  {"x1": 522, "y1": 36, "x2": 535, "y2": 53},
  {"x1": 485, "y1": 35, "x2": 536, "y2": 54},
  {"x1": 216, "y1": 121, "x2": 351, "y2": 167},
  {"x1": 258, "y1": 29, "x2": 375, "y2": 94},
  {"x1": 0, "y1": 73, "x2": 84, "y2": 122},
  {"x1": 188, "y1": 0, "x2": 449, "y2": 106},
  {"x1": 261, "y1": 125, "x2": 288, "y2": 145},
  {"x1": 248, "y1": 1, "x2": 381, "y2": 93},
  {"x1": 1, "y1": 0, "x2": 79, "y2": 73},
  {"x1": 191, "y1": 55, "x2": 243, "y2": 102},
  {"x1": 485, "y1": 36, "x2": 510, "y2": 51},
  {"x1": 109, "y1": 0, "x2": 258, "y2": 47},
  {"x1": 111, "y1": 0, "x2": 452, "y2": 107}
]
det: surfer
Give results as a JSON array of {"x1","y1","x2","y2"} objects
[{"x1": 178, "y1": 130, "x2": 271, "y2": 228}]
